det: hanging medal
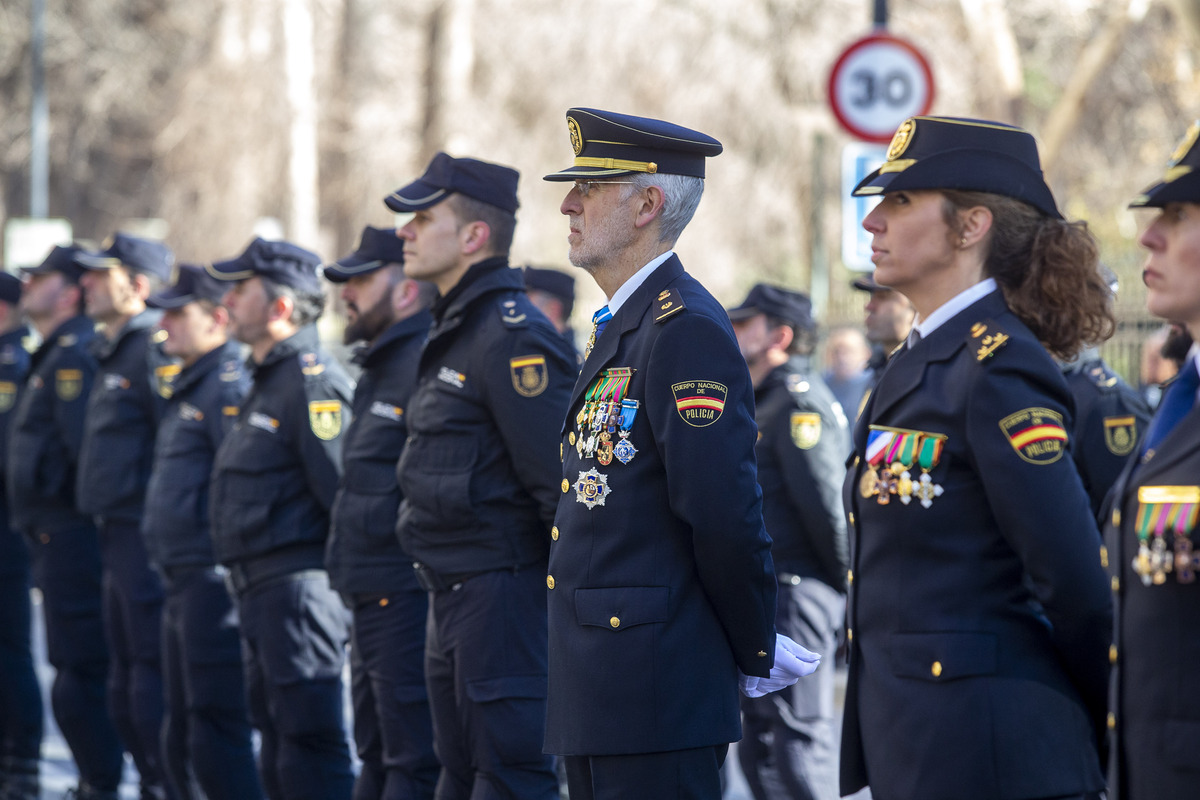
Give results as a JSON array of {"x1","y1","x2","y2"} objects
[
  {"x1": 911, "y1": 433, "x2": 946, "y2": 508},
  {"x1": 613, "y1": 399, "x2": 639, "y2": 464},
  {"x1": 1135, "y1": 486, "x2": 1200, "y2": 585},
  {"x1": 861, "y1": 428, "x2": 898, "y2": 503}
]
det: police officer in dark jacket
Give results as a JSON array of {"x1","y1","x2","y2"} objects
[
  {"x1": 206, "y1": 238, "x2": 355, "y2": 800},
  {"x1": 75, "y1": 233, "x2": 177, "y2": 800},
  {"x1": 142, "y1": 265, "x2": 261, "y2": 800},
  {"x1": 728, "y1": 284, "x2": 849, "y2": 800},
  {"x1": 322, "y1": 227, "x2": 438, "y2": 800},
  {"x1": 523, "y1": 265, "x2": 580, "y2": 359},
  {"x1": 0, "y1": 272, "x2": 43, "y2": 800},
  {"x1": 542, "y1": 109, "x2": 818, "y2": 800},
  {"x1": 9, "y1": 246, "x2": 124, "y2": 800},
  {"x1": 388, "y1": 153, "x2": 575, "y2": 799}
]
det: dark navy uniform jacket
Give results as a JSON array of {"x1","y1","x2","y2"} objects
[
  {"x1": 395, "y1": 258, "x2": 574, "y2": 577},
  {"x1": 142, "y1": 342, "x2": 248, "y2": 570},
  {"x1": 76, "y1": 310, "x2": 172, "y2": 523},
  {"x1": 327, "y1": 310, "x2": 432, "y2": 595},
  {"x1": 545, "y1": 256, "x2": 778, "y2": 757},
  {"x1": 1104, "y1": 376, "x2": 1200, "y2": 800},
  {"x1": 0, "y1": 326, "x2": 33, "y2": 495},
  {"x1": 8, "y1": 316, "x2": 97, "y2": 534},
  {"x1": 1063, "y1": 357, "x2": 1151, "y2": 518},
  {"x1": 841, "y1": 290, "x2": 1110, "y2": 800},
  {"x1": 755, "y1": 355, "x2": 849, "y2": 589},
  {"x1": 209, "y1": 324, "x2": 353, "y2": 578}
]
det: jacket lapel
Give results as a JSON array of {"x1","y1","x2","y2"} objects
[{"x1": 1132, "y1": 409, "x2": 1200, "y2": 484}]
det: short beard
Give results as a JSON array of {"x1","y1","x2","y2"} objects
[{"x1": 343, "y1": 291, "x2": 395, "y2": 345}]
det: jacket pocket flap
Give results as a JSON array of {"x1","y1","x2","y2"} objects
[
  {"x1": 887, "y1": 631, "x2": 997, "y2": 681},
  {"x1": 465, "y1": 675, "x2": 546, "y2": 703},
  {"x1": 575, "y1": 586, "x2": 669, "y2": 631}
]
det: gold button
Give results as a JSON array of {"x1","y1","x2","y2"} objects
[
  {"x1": 569, "y1": 432, "x2": 576, "y2": 445},
  {"x1": 847, "y1": 628, "x2": 853, "y2": 642},
  {"x1": 757, "y1": 650, "x2": 767, "y2": 657},
  {"x1": 561, "y1": 479, "x2": 570, "y2": 493},
  {"x1": 551, "y1": 526, "x2": 559, "y2": 541},
  {"x1": 39, "y1": 533, "x2": 50, "y2": 544},
  {"x1": 1100, "y1": 546, "x2": 1109, "y2": 568},
  {"x1": 610, "y1": 616, "x2": 620, "y2": 628},
  {"x1": 546, "y1": 575, "x2": 555, "y2": 589},
  {"x1": 931, "y1": 661, "x2": 943, "y2": 678},
  {"x1": 379, "y1": 598, "x2": 389, "y2": 607},
  {"x1": 1109, "y1": 645, "x2": 1118, "y2": 664},
  {"x1": 1107, "y1": 712, "x2": 1116, "y2": 730},
  {"x1": 849, "y1": 512, "x2": 856, "y2": 526},
  {"x1": 1112, "y1": 509, "x2": 1121, "y2": 527},
  {"x1": 847, "y1": 570, "x2": 854, "y2": 584},
  {"x1": 559, "y1": 443, "x2": 563, "y2": 460},
  {"x1": 854, "y1": 456, "x2": 860, "y2": 466},
  {"x1": 1111, "y1": 576, "x2": 1120, "y2": 592}
]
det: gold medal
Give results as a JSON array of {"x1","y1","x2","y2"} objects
[
  {"x1": 597, "y1": 432, "x2": 613, "y2": 465},
  {"x1": 860, "y1": 464, "x2": 879, "y2": 499}
]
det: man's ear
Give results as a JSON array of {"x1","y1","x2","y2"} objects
[{"x1": 633, "y1": 185, "x2": 666, "y2": 231}]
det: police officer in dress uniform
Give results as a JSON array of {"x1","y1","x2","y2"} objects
[
  {"x1": 322, "y1": 227, "x2": 438, "y2": 800},
  {"x1": 9, "y1": 246, "x2": 124, "y2": 800},
  {"x1": 141, "y1": 265, "x2": 261, "y2": 800},
  {"x1": 75, "y1": 233, "x2": 178, "y2": 800},
  {"x1": 542, "y1": 108, "x2": 819, "y2": 800},
  {"x1": 0, "y1": 272, "x2": 43, "y2": 800},
  {"x1": 388, "y1": 153, "x2": 574, "y2": 799},
  {"x1": 1105, "y1": 120, "x2": 1200, "y2": 800},
  {"x1": 205, "y1": 238, "x2": 355, "y2": 800},
  {"x1": 842, "y1": 116, "x2": 1112, "y2": 800},
  {"x1": 727, "y1": 284, "x2": 849, "y2": 800},
  {"x1": 523, "y1": 265, "x2": 580, "y2": 360}
]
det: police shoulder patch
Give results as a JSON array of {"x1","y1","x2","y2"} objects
[
  {"x1": 55, "y1": 369, "x2": 83, "y2": 401},
  {"x1": 970, "y1": 321, "x2": 1009, "y2": 362},
  {"x1": 672, "y1": 379, "x2": 727, "y2": 427},
  {"x1": 499, "y1": 299, "x2": 528, "y2": 328},
  {"x1": 1103, "y1": 415, "x2": 1138, "y2": 456},
  {"x1": 654, "y1": 288, "x2": 686, "y2": 324},
  {"x1": 510, "y1": 354, "x2": 548, "y2": 397},
  {"x1": 155, "y1": 363, "x2": 181, "y2": 398},
  {"x1": 308, "y1": 399, "x2": 343, "y2": 440},
  {"x1": 790, "y1": 411, "x2": 822, "y2": 449},
  {"x1": 0, "y1": 381, "x2": 16, "y2": 412},
  {"x1": 999, "y1": 406, "x2": 1068, "y2": 464}
]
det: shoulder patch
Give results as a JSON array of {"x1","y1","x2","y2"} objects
[
  {"x1": 499, "y1": 299, "x2": 528, "y2": 328},
  {"x1": 155, "y1": 363, "x2": 181, "y2": 398},
  {"x1": 654, "y1": 288, "x2": 686, "y2": 324},
  {"x1": 969, "y1": 321, "x2": 1009, "y2": 362},
  {"x1": 1103, "y1": 415, "x2": 1138, "y2": 456},
  {"x1": 510, "y1": 354, "x2": 548, "y2": 397},
  {"x1": 308, "y1": 400, "x2": 343, "y2": 440},
  {"x1": 56, "y1": 369, "x2": 83, "y2": 401},
  {"x1": 790, "y1": 411, "x2": 822, "y2": 449},
  {"x1": 299, "y1": 352, "x2": 325, "y2": 376},
  {"x1": 999, "y1": 407, "x2": 1067, "y2": 464}
]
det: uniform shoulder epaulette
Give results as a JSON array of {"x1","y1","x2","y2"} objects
[
  {"x1": 968, "y1": 319, "x2": 1010, "y2": 362},
  {"x1": 58, "y1": 333, "x2": 78, "y2": 347},
  {"x1": 1084, "y1": 362, "x2": 1120, "y2": 390},
  {"x1": 654, "y1": 288, "x2": 686, "y2": 323},
  {"x1": 785, "y1": 373, "x2": 812, "y2": 402},
  {"x1": 499, "y1": 298, "x2": 529, "y2": 328},
  {"x1": 298, "y1": 351, "x2": 326, "y2": 376}
]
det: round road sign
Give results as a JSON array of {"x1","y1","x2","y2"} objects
[{"x1": 828, "y1": 32, "x2": 935, "y2": 144}]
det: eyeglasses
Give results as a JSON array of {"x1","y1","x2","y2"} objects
[{"x1": 573, "y1": 180, "x2": 635, "y2": 198}]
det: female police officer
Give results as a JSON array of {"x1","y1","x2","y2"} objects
[
  {"x1": 1105, "y1": 121, "x2": 1200, "y2": 799},
  {"x1": 840, "y1": 116, "x2": 1113, "y2": 800}
]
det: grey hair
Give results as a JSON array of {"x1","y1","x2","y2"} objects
[{"x1": 624, "y1": 172, "x2": 704, "y2": 246}]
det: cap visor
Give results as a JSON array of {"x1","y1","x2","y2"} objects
[
  {"x1": 205, "y1": 260, "x2": 254, "y2": 281},
  {"x1": 384, "y1": 181, "x2": 448, "y2": 212},
  {"x1": 146, "y1": 288, "x2": 196, "y2": 310},
  {"x1": 725, "y1": 306, "x2": 760, "y2": 322},
  {"x1": 74, "y1": 253, "x2": 123, "y2": 270}
]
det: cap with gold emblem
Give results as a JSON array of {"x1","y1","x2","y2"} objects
[
  {"x1": 852, "y1": 115, "x2": 1062, "y2": 220},
  {"x1": 1131, "y1": 120, "x2": 1200, "y2": 208},
  {"x1": 544, "y1": 107, "x2": 722, "y2": 181}
]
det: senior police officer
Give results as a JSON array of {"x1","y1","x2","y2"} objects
[
  {"x1": 388, "y1": 153, "x2": 575, "y2": 799},
  {"x1": 727, "y1": 284, "x2": 849, "y2": 800},
  {"x1": 0, "y1": 271, "x2": 43, "y2": 800},
  {"x1": 142, "y1": 265, "x2": 261, "y2": 800},
  {"x1": 206, "y1": 238, "x2": 355, "y2": 800},
  {"x1": 542, "y1": 108, "x2": 819, "y2": 799},
  {"x1": 322, "y1": 226, "x2": 438, "y2": 800},
  {"x1": 9, "y1": 246, "x2": 124, "y2": 800},
  {"x1": 75, "y1": 232, "x2": 177, "y2": 800}
]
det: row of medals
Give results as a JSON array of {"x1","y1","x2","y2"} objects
[
  {"x1": 575, "y1": 396, "x2": 638, "y2": 465},
  {"x1": 1132, "y1": 534, "x2": 1199, "y2": 585},
  {"x1": 859, "y1": 462, "x2": 943, "y2": 508}
]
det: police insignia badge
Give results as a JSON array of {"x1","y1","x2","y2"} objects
[
  {"x1": 1103, "y1": 415, "x2": 1137, "y2": 456},
  {"x1": 155, "y1": 363, "x2": 181, "y2": 399},
  {"x1": 790, "y1": 412, "x2": 821, "y2": 449},
  {"x1": 1000, "y1": 407, "x2": 1067, "y2": 464},
  {"x1": 510, "y1": 355, "x2": 548, "y2": 397},
  {"x1": 0, "y1": 381, "x2": 15, "y2": 412},
  {"x1": 308, "y1": 400, "x2": 343, "y2": 440},
  {"x1": 574, "y1": 468, "x2": 610, "y2": 509},
  {"x1": 55, "y1": 368, "x2": 83, "y2": 401},
  {"x1": 671, "y1": 380, "x2": 727, "y2": 427}
]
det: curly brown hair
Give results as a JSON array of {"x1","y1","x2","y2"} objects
[{"x1": 940, "y1": 190, "x2": 1115, "y2": 360}]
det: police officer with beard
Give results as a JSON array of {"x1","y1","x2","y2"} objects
[{"x1": 323, "y1": 227, "x2": 439, "y2": 800}]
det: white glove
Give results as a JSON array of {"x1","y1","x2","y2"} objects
[{"x1": 739, "y1": 635, "x2": 821, "y2": 698}]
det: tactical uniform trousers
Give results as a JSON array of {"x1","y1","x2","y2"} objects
[
  {"x1": 234, "y1": 568, "x2": 353, "y2": 800},
  {"x1": 347, "y1": 590, "x2": 438, "y2": 800},
  {"x1": 96, "y1": 517, "x2": 169, "y2": 796},
  {"x1": 160, "y1": 566, "x2": 262, "y2": 800},
  {"x1": 0, "y1": 508, "x2": 42, "y2": 788},
  {"x1": 423, "y1": 564, "x2": 557, "y2": 800},
  {"x1": 28, "y1": 521, "x2": 124, "y2": 793},
  {"x1": 739, "y1": 577, "x2": 844, "y2": 800}
]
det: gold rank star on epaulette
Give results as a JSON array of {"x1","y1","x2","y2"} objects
[
  {"x1": 654, "y1": 288, "x2": 686, "y2": 323},
  {"x1": 970, "y1": 322, "x2": 1009, "y2": 361}
]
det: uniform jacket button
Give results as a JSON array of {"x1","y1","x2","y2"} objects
[
  {"x1": 1111, "y1": 576, "x2": 1120, "y2": 592},
  {"x1": 931, "y1": 661, "x2": 943, "y2": 678},
  {"x1": 561, "y1": 479, "x2": 569, "y2": 493},
  {"x1": 1112, "y1": 509, "x2": 1121, "y2": 527},
  {"x1": 1107, "y1": 712, "x2": 1116, "y2": 730},
  {"x1": 39, "y1": 533, "x2": 50, "y2": 544},
  {"x1": 847, "y1": 570, "x2": 854, "y2": 585},
  {"x1": 546, "y1": 575, "x2": 555, "y2": 589},
  {"x1": 610, "y1": 616, "x2": 620, "y2": 628},
  {"x1": 1109, "y1": 645, "x2": 1118, "y2": 664},
  {"x1": 569, "y1": 431, "x2": 576, "y2": 445},
  {"x1": 551, "y1": 526, "x2": 559, "y2": 541}
]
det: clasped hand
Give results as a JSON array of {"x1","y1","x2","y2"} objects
[{"x1": 738, "y1": 634, "x2": 820, "y2": 698}]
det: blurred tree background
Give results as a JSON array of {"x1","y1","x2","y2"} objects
[{"x1": 2, "y1": 0, "x2": 1199, "y2": 374}]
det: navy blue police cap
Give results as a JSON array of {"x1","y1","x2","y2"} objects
[
  {"x1": 323, "y1": 226, "x2": 405, "y2": 283},
  {"x1": 205, "y1": 237, "x2": 324, "y2": 294},
  {"x1": 75, "y1": 232, "x2": 175, "y2": 281},
  {"x1": 727, "y1": 283, "x2": 816, "y2": 335},
  {"x1": 147, "y1": 263, "x2": 229, "y2": 309},
  {"x1": 851, "y1": 272, "x2": 884, "y2": 292},
  {"x1": 21, "y1": 244, "x2": 87, "y2": 283},
  {"x1": 544, "y1": 108, "x2": 723, "y2": 181},
  {"x1": 0, "y1": 272, "x2": 21, "y2": 306},
  {"x1": 523, "y1": 266, "x2": 575, "y2": 306},
  {"x1": 1131, "y1": 121, "x2": 1200, "y2": 208},
  {"x1": 852, "y1": 116, "x2": 1062, "y2": 220},
  {"x1": 384, "y1": 152, "x2": 520, "y2": 214}
]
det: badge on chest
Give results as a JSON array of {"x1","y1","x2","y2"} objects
[{"x1": 571, "y1": 368, "x2": 639, "y2": 508}]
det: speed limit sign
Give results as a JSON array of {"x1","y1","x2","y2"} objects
[{"x1": 828, "y1": 32, "x2": 935, "y2": 143}]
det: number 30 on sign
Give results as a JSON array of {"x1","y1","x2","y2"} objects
[{"x1": 828, "y1": 32, "x2": 935, "y2": 144}]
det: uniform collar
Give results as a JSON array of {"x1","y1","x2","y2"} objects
[
  {"x1": 172, "y1": 340, "x2": 243, "y2": 395},
  {"x1": 606, "y1": 250, "x2": 674, "y2": 316},
  {"x1": 253, "y1": 323, "x2": 320, "y2": 371},
  {"x1": 912, "y1": 278, "x2": 997, "y2": 340},
  {"x1": 352, "y1": 309, "x2": 433, "y2": 367},
  {"x1": 90, "y1": 309, "x2": 162, "y2": 359},
  {"x1": 432, "y1": 256, "x2": 518, "y2": 323}
]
